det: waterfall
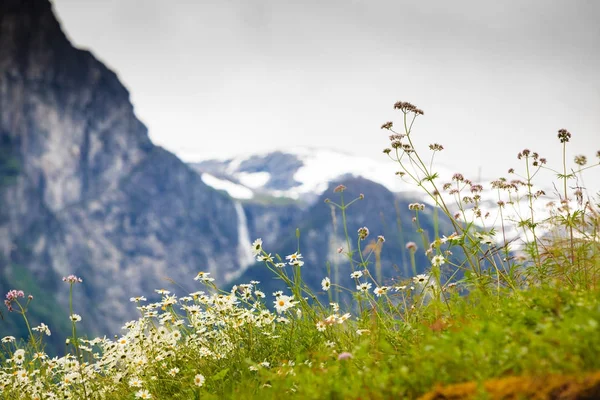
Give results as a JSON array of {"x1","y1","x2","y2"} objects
[{"x1": 226, "y1": 201, "x2": 255, "y2": 282}]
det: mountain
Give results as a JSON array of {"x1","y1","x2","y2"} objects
[
  {"x1": 191, "y1": 147, "x2": 425, "y2": 203},
  {"x1": 0, "y1": 0, "x2": 245, "y2": 347},
  {"x1": 191, "y1": 146, "x2": 556, "y2": 249},
  {"x1": 192, "y1": 150, "x2": 463, "y2": 297},
  {"x1": 191, "y1": 147, "x2": 565, "y2": 297}
]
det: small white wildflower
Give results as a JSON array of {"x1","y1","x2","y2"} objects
[
  {"x1": 16, "y1": 369, "x2": 28, "y2": 383},
  {"x1": 350, "y1": 271, "x2": 363, "y2": 279},
  {"x1": 251, "y1": 238, "x2": 263, "y2": 256},
  {"x1": 194, "y1": 374, "x2": 205, "y2": 387},
  {"x1": 274, "y1": 295, "x2": 295, "y2": 314},
  {"x1": 135, "y1": 389, "x2": 152, "y2": 399},
  {"x1": 356, "y1": 282, "x2": 372, "y2": 292},
  {"x1": 32, "y1": 323, "x2": 51, "y2": 336},
  {"x1": 194, "y1": 272, "x2": 214, "y2": 282},
  {"x1": 257, "y1": 253, "x2": 274, "y2": 263},
  {"x1": 321, "y1": 277, "x2": 331, "y2": 291},
  {"x1": 431, "y1": 255, "x2": 446, "y2": 267},
  {"x1": 413, "y1": 274, "x2": 430, "y2": 285},
  {"x1": 337, "y1": 313, "x2": 351, "y2": 324},
  {"x1": 13, "y1": 349, "x2": 25, "y2": 364},
  {"x1": 129, "y1": 377, "x2": 143, "y2": 388},
  {"x1": 285, "y1": 252, "x2": 303, "y2": 266},
  {"x1": 290, "y1": 259, "x2": 304, "y2": 267},
  {"x1": 316, "y1": 321, "x2": 327, "y2": 332},
  {"x1": 373, "y1": 286, "x2": 389, "y2": 297}
]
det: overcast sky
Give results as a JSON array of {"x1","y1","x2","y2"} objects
[{"x1": 51, "y1": 0, "x2": 600, "y2": 191}]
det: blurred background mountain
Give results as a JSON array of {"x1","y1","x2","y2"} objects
[{"x1": 0, "y1": 0, "x2": 456, "y2": 354}]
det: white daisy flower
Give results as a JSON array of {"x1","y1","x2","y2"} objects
[
  {"x1": 356, "y1": 282, "x2": 372, "y2": 292},
  {"x1": 251, "y1": 238, "x2": 263, "y2": 256},
  {"x1": 194, "y1": 374, "x2": 205, "y2": 387},
  {"x1": 431, "y1": 255, "x2": 446, "y2": 267}
]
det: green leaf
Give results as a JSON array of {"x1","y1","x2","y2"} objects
[{"x1": 211, "y1": 368, "x2": 230, "y2": 382}]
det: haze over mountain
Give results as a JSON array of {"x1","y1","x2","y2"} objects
[{"x1": 51, "y1": 0, "x2": 600, "y2": 190}]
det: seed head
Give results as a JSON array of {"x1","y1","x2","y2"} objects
[
  {"x1": 62, "y1": 275, "x2": 83, "y2": 284},
  {"x1": 393, "y1": 101, "x2": 424, "y2": 115},
  {"x1": 470, "y1": 184, "x2": 483, "y2": 193},
  {"x1": 574, "y1": 155, "x2": 587, "y2": 166},
  {"x1": 558, "y1": 129, "x2": 571, "y2": 143},
  {"x1": 408, "y1": 203, "x2": 425, "y2": 211},
  {"x1": 452, "y1": 173, "x2": 464, "y2": 182},
  {"x1": 381, "y1": 121, "x2": 393, "y2": 130},
  {"x1": 357, "y1": 227, "x2": 370, "y2": 240},
  {"x1": 405, "y1": 242, "x2": 418, "y2": 251}
]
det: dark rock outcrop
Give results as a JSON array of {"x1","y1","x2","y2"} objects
[{"x1": 0, "y1": 0, "x2": 242, "y2": 339}]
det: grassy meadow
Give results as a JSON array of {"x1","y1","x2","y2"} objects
[{"x1": 1, "y1": 102, "x2": 600, "y2": 399}]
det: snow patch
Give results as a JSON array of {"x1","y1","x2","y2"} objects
[
  {"x1": 238, "y1": 171, "x2": 271, "y2": 189},
  {"x1": 201, "y1": 173, "x2": 254, "y2": 199}
]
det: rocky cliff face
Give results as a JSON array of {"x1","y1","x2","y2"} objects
[{"x1": 0, "y1": 0, "x2": 242, "y2": 339}]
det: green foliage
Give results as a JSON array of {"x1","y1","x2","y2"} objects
[{"x1": 0, "y1": 264, "x2": 71, "y2": 356}]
